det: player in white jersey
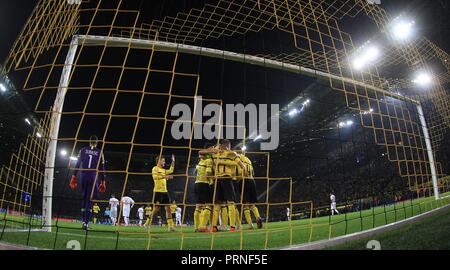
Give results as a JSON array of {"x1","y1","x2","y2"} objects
[
  {"x1": 330, "y1": 193, "x2": 339, "y2": 215},
  {"x1": 286, "y1": 207, "x2": 290, "y2": 221},
  {"x1": 137, "y1": 206, "x2": 144, "y2": 226},
  {"x1": 109, "y1": 195, "x2": 119, "y2": 225},
  {"x1": 175, "y1": 207, "x2": 182, "y2": 226},
  {"x1": 121, "y1": 196, "x2": 135, "y2": 226}
]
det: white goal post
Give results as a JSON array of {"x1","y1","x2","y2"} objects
[{"x1": 41, "y1": 34, "x2": 439, "y2": 232}]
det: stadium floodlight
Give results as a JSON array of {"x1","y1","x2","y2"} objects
[
  {"x1": 338, "y1": 120, "x2": 354, "y2": 128},
  {"x1": 302, "y1": 99, "x2": 311, "y2": 106},
  {"x1": 0, "y1": 83, "x2": 6, "y2": 92},
  {"x1": 288, "y1": 108, "x2": 299, "y2": 117},
  {"x1": 364, "y1": 47, "x2": 379, "y2": 62},
  {"x1": 361, "y1": 108, "x2": 373, "y2": 115},
  {"x1": 352, "y1": 58, "x2": 365, "y2": 70},
  {"x1": 70, "y1": 156, "x2": 78, "y2": 161},
  {"x1": 25, "y1": 118, "x2": 32, "y2": 125},
  {"x1": 392, "y1": 20, "x2": 415, "y2": 41},
  {"x1": 352, "y1": 46, "x2": 380, "y2": 70},
  {"x1": 36, "y1": 132, "x2": 42, "y2": 138},
  {"x1": 60, "y1": 149, "x2": 68, "y2": 157},
  {"x1": 412, "y1": 72, "x2": 432, "y2": 87}
]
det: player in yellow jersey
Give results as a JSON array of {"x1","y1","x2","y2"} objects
[
  {"x1": 92, "y1": 203, "x2": 100, "y2": 224},
  {"x1": 150, "y1": 155, "x2": 176, "y2": 231},
  {"x1": 237, "y1": 152, "x2": 263, "y2": 229},
  {"x1": 194, "y1": 146, "x2": 215, "y2": 232},
  {"x1": 200, "y1": 140, "x2": 246, "y2": 232},
  {"x1": 144, "y1": 204, "x2": 152, "y2": 227},
  {"x1": 170, "y1": 201, "x2": 177, "y2": 225}
]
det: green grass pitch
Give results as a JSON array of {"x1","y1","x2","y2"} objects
[
  {"x1": 327, "y1": 203, "x2": 450, "y2": 250},
  {"x1": 1, "y1": 194, "x2": 449, "y2": 250}
]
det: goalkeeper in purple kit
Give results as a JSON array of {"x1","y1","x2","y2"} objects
[{"x1": 70, "y1": 135, "x2": 107, "y2": 230}]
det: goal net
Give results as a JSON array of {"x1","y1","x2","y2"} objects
[{"x1": 0, "y1": 0, "x2": 449, "y2": 250}]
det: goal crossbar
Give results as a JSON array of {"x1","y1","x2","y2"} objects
[{"x1": 41, "y1": 35, "x2": 438, "y2": 233}]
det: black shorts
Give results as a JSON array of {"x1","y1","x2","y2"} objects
[
  {"x1": 195, "y1": 183, "x2": 213, "y2": 204},
  {"x1": 233, "y1": 180, "x2": 242, "y2": 202},
  {"x1": 237, "y1": 178, "x2": 258, "y2": 204},
  {"x1": 213, "y1": 178, "x2": 236, "y2": 203},
  {"x1": 153, "y1": 192, "x2": 171, "y2": 205}
]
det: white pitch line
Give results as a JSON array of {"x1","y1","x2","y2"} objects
[
  {"x1": 282, "y1": 203, "x2": 450, "y2": 250},
  {"x1": 2, "y1": 229, "x2": 44, "y2": 233}
]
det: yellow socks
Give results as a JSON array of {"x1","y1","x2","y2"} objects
[
  {"x1": 228, "y1": 203, "x2": 236, "y2": 227},
  {"x1": 167, "y1": 218, "x2": 174, "y2": 229},
  {"x1": 221, "y1": 206, "x2": 229, "y2": 227},
  {"x1": 145, "y1": 217, "x2": 151, "y2": 226},
  {"x1": 212, "y1": 205, "x2": 221, "y2": 227},
  {"x1": 235, "y1": 208, "x2": 242, "y2": 227},
  {"x1": 244, "y1": 207, "x2": 252, "y2": 226},
  {"x1": 200, "y1": 206, "x2": 211, "y2": 228},
  {"x1": 194, "y1": 206, "x2": 202, "y2": 229},
  {"x1": 251, "y1": 205, "x2": 261, "y2": 219}
]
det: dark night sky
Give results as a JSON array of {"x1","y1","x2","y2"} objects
[{"x1": 0, "y1": 1, "x2": 449, "y2": 62}]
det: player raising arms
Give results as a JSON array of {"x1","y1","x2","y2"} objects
[
  {"x1": 150, "y1": 155, "x2": 176, "y2": 232},
  {"x1": 200, "y1": 140, "x2": 246, "y2": 232},
  {"x1": 237, "y1": 151, "x2": 263, "y2": 229},
  {"x1": 70, "y1": 135, "x2": 107, "y2": 230}
]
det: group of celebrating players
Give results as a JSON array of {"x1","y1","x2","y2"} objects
[{"x1": 69, "y1": 136, "x2": 263, "y2": 232}]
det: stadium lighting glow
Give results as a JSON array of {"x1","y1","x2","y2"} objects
[
  {"x1": 70, "y1": 156, "x2": 78, "y2": 161},
  {"x1": 288, "y1": 108, "x2": 299, "y2": 117},
  {"x1": 36, "y1": 132, "x2": 42, "y2": 138},
  {"x1": 0, "y1": 83, "x2": 6, "y2": 92},
  {"x1": 364, "y1": 47, "x2": 379, "y2": 62},
  {"x1": 60, "y1": 149, "x2": 68, "y2": 157},
  {"x1": 392, "y1": 20, "x2": 415, "y2": 41},
  {"x1": 352, "y1": 58, "x2": 365, "y2": 70},
  {"x1": 302, "y1": 99, "x2": 311, "y2": 106},
  {"x1": 412, "y1": 72, "x2": 432, "y2": 87},
  {"x1": 361, "y1": 108, "x2": 374, "y2": 115},
  {"x1": 352, "y1": 46, "x2": 380, "y2": 70},
  {"x1": 25, "y1": 118, "x2": 32, "y2": 125},
  {"x1": 338, "y1": 120, "x2": 354, "y2": 128}
]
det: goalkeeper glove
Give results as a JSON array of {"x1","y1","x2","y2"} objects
[
  {"x1": 69, "y1": 175, "x2": 77, "y2": 189},
  {"x1": 99, "y1": 180, "x2": 106, "y2": 193}
]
